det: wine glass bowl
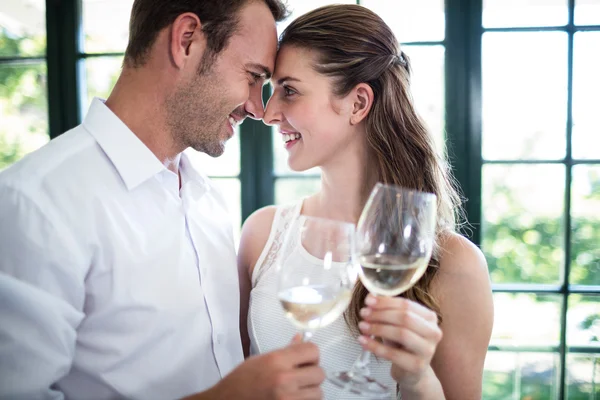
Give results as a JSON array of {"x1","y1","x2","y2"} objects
[
  {"x1": 276, "y1": 215, "x2": 358, "y2": 340},
  {"x1": 357, "y1": 184, "x2": 437, "y2": 297}
]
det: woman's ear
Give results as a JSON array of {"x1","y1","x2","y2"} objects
[{"x1": 349, "y1": 83, "x2": 374, "y2": 125}]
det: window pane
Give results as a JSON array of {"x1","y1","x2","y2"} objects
[
  {"x1": 0, "y1": 0, "x2": 46, "y2": 57},
  {"x1": 277, "y1": 0, "x2": 356, "y2": 34},
  {"x1": 483, "y1": 0, "x2": 568, "y2": 28},
  {"x1": 403, "y1": 45, "x2": 445, "y2": 154},
  {"x1": 0, "y1": 62, "x2": 49, "y2": 170},
  {"x1": 482, "y1": 32, "x2": 568, "y2": 160},
  {"x1": 482, "y1": 164, "x2": 564, "y2": 284},
  {"x1": 82, "y1": 0, "x2": 133, "y2": 53},
  {"x1": 275, "y1": 178, "x2": 320, "y2": 205},
  {"x1": 185, "y1": 131, "x2": 241, "y2": 177},
  {"x1": 568, "y1": 295, "x2": 600, "y2": 349},
  {"x1": 272, "y1": 130, "x2": 320, "y2": 176},
  {"x1": 83, "y1": 56, "x2": 122, "y2": 110},
  {"x1": 571, "y1": 165, "x2": 600, "y2": 285},
  {"x1": 492, "y1": 293, "x2": 561, "y2": 347},
  {"x1": 572, "y1": 32, "x2": 600, "y2": 160},
  {"x1": 567, "y1": 354, "x2": 600, "y2": 399},
  {"x1": 210, "y1": 178, "x2": 241, "y2": 245},
  {"x1": 575, "y1": 0, "x2": 600, "y2": 26},
  {"x1": 483, "y1": 351, "x2": 559, "y2": 400},
  {"x1": 361, "y1": 0, "x2": 445, "y2": 43}
]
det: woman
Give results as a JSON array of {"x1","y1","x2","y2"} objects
[{"x1": 238, "y1": 4, "x2": 494, "y2": 399}]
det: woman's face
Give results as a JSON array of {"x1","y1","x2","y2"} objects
[{"x1": 264, "y1": 45, "x2": 358, "y2": 172}]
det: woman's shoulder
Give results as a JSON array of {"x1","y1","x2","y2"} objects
[
  {"x1": 432, "y1": 231, "x2": 493, "y2": 318},
  {"x1": 238, "y1": 201, "x2": 302, "y2": 276},
  {"x1": 238, "y1": 206, "x2": 279, "y2": 275},
  {"x1": 437, "y1": 231, "x2": 488, "y2": 277}
]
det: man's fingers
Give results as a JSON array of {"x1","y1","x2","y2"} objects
[
  {"x1": 290, "y1": 333, "x2": 303, "y2": 344},
  {"x1": 270, "y1": 341, "x2": 320, "y2": 368},
  {"x1": 293, "y1": 365, "x2": 326, "y2": 389},
  {"x1": 295, "y1": 386, "x2": 324, "y2": 400}
]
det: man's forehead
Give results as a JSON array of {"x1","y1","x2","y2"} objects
[{"x1": 232, "y1": 2, "x2": 278, "y2": 71}]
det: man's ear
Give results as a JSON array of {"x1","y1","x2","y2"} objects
[
  {"x1": 170, "y1": 12, "x2": 204, "y2": 69},
  {"x1": 349, "y1": 83, "x2": 374, "y2": 125}
]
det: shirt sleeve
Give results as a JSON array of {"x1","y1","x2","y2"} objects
[{"x1": 0, "y1": 186, "x2": 87, "y2": 399}]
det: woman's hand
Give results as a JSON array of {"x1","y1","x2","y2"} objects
[{"x1": 357, "y1": 294, "x2": 443, "y2": 392}]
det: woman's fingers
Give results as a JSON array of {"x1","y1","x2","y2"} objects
[
  {"x1": 358, "y1": 321, "x2": 438, "y2": 357},
  {"x1": 364, "y1": 294, "x2": 438, "y2": 324},
  {"x1": 357, "y1": 334, "x2": 432, "y2": 374},
  {"x1": 360, "y1": 308, "x2": 441, "y2": 341}
]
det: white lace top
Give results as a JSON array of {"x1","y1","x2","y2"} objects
[{"x1": 248, "y1": 201, "x2": 398, "y2": 399}]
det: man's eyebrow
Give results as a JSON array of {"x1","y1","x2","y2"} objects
[
  {"x1": 246, "y1": 63, "x2": 272, "y2": 80},
  {"x1": 276, "y1": 76, "x2": 301, "y2": 85}
]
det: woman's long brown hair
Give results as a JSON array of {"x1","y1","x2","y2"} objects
[{"x1": 279, "y1": 4, "x2": 464, "y2": 330}]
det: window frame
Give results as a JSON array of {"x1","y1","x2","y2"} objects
[{"x1": 12, "y1": 0, "x2": 600, "y2": 397}]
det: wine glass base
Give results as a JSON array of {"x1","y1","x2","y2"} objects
[{"x1": 328, "y1": 370, "x2": 391, "y2": 399}]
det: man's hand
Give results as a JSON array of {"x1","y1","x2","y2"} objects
[{"x1": 190, "y1": 336, "x2": 324, "y2": 400}]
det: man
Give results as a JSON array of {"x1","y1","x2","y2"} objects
[{"x1": 0, "y1": 0, "x2": 324, "y2": 399}]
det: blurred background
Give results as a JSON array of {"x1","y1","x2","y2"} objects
[{"x1": 0, "y1": 0, "x2": 598, "y2": 398}]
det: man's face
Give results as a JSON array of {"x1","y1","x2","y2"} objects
[{"x1": 166, "y1": 1, "x2": 278, "y2": 157}]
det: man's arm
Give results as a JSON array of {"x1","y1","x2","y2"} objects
[{"x1": 0, "y1": 187, "x2": 87, "y2": 399}]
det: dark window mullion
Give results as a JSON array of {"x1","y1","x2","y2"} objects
[
  {"x1": 484, "y1": 159, "x2": 600, "y2": 165},
  {"x1": 240, "y1": 85, "x2": 273, "y2": 222},
  {"x1": 79, "y1": 52, "x2": 125, "y2": 59},
  {"x1": 0, "y1": 56, "x2": 46, "y2": 65},
  {"x1": 559, "y1": 1, "x2": 577, "y2": 398},
  {"x1": 400, "y1": 41, "x2": 445, "y2": 46},
  {"x1": 46, "y1": 0, "x2": 82, "y2": 138},
  {"x1": 484, "y1": 25, "x2": 600, "y2": 33},
  {"x1": 445, "y1": 0, "x2": 483, "y2": 245}
]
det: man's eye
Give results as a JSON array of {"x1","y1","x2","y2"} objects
[{"x1": 250, "y1": 73, "x2": 262, "y2": 84}]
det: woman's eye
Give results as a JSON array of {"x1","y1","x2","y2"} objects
[{"x1": 283, "y1": 87, "x2": 296, "y2": 96}]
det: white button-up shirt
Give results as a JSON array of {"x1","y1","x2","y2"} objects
[{"x1": 0, "y1": 98, "x2": 244, "y2": 399}]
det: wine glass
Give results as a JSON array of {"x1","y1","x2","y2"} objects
[
  {"x1": 329, "y1": 183, "x2": 437, "y2": 397},
  {"x1": 277, "y1": 215, "x2": 358, "y2": 342}
]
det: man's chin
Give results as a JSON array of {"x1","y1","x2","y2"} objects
[{"x1": 190, "y1": 141, "x2": 225, "y2": 158}]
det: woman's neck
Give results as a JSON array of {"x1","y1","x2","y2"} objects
[{"x1": 305, "y1": 140, "x2": 377, "y2": 225}]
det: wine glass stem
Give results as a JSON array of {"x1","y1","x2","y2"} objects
[
  {"x1": 355, "y1": 348, "x2": 372, "y2": 369},
  {"x1": 301, "y1": 331, "x2": 314, "y2": 342}
]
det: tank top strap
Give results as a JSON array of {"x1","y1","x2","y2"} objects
[{"x1": 250, "y1": 200, "x2": 303, "y2": 287}]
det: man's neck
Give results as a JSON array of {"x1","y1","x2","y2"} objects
[{"x1": 105, "y1": 68, "x2": 182, "y2": 171}]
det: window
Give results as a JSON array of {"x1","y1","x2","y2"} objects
[
  {"x1": 0, "y1": 0, "x2": 49, "y2": 170},
  {"x1": 1, "y1": 1, "x2": 598, "y2": 397},
  {"x1": 480, "y1": 0, "x2": 600, "y2": 398}
]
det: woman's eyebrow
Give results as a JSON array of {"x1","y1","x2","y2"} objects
[{"x1": 276, "y1": 76, "x2": 301, "y2": 85}]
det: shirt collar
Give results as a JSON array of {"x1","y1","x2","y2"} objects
[
  {"x1": 179, "y1": 152, "x2": 211, "y2": 201},
  {"x1": 82, "y1": 98, "x2": 166, "y2": 191}
]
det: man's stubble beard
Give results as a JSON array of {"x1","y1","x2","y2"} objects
[{"x1": 165, "y1": 66, "x2": 231, "y2": 157}]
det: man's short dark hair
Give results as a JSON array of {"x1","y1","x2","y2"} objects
[{"x1": 124, "y1": 0, "x2": 289, "y2": 68}]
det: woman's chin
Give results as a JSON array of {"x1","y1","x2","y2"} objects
[{"x1": 287, "y1": 160, "x2": 314, "y2": 173}]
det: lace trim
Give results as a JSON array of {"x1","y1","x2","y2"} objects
[{"x1": 251, "y1": 202, "x2": 302, "y2": 286}]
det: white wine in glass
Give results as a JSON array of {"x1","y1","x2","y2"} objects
[
  {"x1": 277, "y1": 215, "x2": 358, "y2": 341},
  {"x1": 359, "y1": 254, "x2": 429, "y2": 297},
  {"x1": 279, "y1": 284, "x2": 352, "y2": 332},
  {"x1": 329, "y1": 183, "x2": 437, "y2": 398}
]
